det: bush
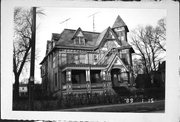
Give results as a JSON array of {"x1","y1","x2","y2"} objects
[
  {"x1": 143, "y1": 87, "x2": 165, "y2": 100},
  {"x1": 57, "y1": 93, "x2": 128, "y2": 109},
  {"x1": 13, "y1": 89, "x2": 165, "y2": 111}
]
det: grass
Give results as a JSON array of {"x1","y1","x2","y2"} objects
[{"x1": 64, "y1": 100, "x2": 165, "y2": 112}]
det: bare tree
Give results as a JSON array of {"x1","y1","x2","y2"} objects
[
  {"x1": 130, "y1": 18, "x2": 166, "y2": 77},
  {"x1": 132, "y1": 58, "x2": 144, "y2": 77},
  {"x1": 154, "y1": 18, "x2": 166, "y2": 51},
  {"x1": 13, "y1": 7, "x2": 44, "y2": 100}
]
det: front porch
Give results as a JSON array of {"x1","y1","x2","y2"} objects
[
  {"x1": 61, "y1": 69, "x2": 112, "y2": 95},
  {"x1": 60, "y1": 66, "x2": 130, "y2": 95}
]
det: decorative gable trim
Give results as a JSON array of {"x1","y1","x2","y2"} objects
[
  {"x1": 72, "y1": 27, "x2": 86, "y2": 45},
  {"x1": 106, "y1": 54, "x2": 129, "y2": 72},
  {"x1": 95, "y1": 27, "x2": 121, "y2": 50},
  {"x1": 72, "y1": 27, "x2": 85, "y2": 39}
]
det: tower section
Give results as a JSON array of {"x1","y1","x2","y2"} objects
[{"x1": 112, "y1": 15, "x2": 129, "y2": 43}]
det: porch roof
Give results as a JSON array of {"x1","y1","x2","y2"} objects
[{"x1": 60, "y1": 64, "x2": 107, "y2": 71}]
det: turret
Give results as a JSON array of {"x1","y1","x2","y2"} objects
[{"x1": 112, "y1": 15, "x2": 129, "y2": 42}]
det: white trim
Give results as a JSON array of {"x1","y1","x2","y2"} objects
[{"x1": 107, "y1": 54, "x2": 129, "y2": 72}]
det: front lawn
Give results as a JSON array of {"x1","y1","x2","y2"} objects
[{"x1": 76, "y1": 100, "x2": 165, "y2": 112}]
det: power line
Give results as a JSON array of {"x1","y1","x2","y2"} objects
[{"x1": 59, "y1": 18, "x2": 71, "y2": 28}]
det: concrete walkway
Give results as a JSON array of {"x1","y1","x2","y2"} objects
[{"x1": 56, "y1": 100, "x2": 164, "y2": 112}]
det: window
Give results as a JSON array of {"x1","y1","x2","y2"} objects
[
  {"x1": 61, "y1": 53, "x2": 67, "y2": 64},
  {"x1": 74, "y1": 37, "x2": 85, "y2": 45},
  {"x1": 53, "y1": 56, "x2": 56, "y2": 68},
  {"x1": 75, "y1": 38, "x2": 79, "y2": 45},
  {"x1": 115, "y1": 27, "x2": 125, "y2": 41},
  {"x1": 74, "y1": 54, "x2": 79, "y2": 64},
  {"x1": 79, "y1": 54, "x2": 86, "y2": 64},
  {"x1": 121, "y1": 53, "x2": 128, "y2": 65},
  {"x1": 59, "y1": 53, "x2": 61, "y2": 65},
  {"x1": 94, "y1": 54, "x2": 98, "y2": 63},
  {"x1": 67, "y1": 53, "x2": 74, "y2": 64},
  {"x1": 80, "y1": 37, "x2": 85, "y2": 45}
]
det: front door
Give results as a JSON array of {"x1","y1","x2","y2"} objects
[{"x1": 111, "y1": 69, "x2": 120, "y2": 87}]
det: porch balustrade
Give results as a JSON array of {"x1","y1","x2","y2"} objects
[
  {"x1": 62, "y1": 82, "x2": 106, "y2": 91},
  {"x1": 91, "y1": 83, "x2": 104, "y2": 88}
]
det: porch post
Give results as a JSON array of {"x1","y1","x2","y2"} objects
[
  {"x1": 129, "y1": 51, "x2": 134, "y2": 86},
  {"x1": 106, "y1": 71, "x2": 112, "y2": 93},
  {"x1": 101, "y1": 70, "x2": 107, "y2": 93},
  {"x1": 86, "y1": 69, "x2": 91, "y2": 93},
  {"x1": 66, "y1": 69, "x2": 72, "y2": 94},
  {"x1": 107, "y1": 71, "x2": 111, "y2": 81}
]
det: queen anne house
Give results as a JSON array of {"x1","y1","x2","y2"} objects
[{"x1": 40, "y1": 15, "x2": 135, "y2": 97}]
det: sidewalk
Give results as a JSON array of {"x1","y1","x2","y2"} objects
[{"x1": 56, "y1": 100, "x2": 165, "y2": 112}]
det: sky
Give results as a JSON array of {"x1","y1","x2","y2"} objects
[{"x1": 22, "y1": 7, "x2": 166, "y2": 83}]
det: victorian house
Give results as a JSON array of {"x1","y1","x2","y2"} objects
[{"x1": 40, "y1": 15, "x2": 135, "y2": 97}]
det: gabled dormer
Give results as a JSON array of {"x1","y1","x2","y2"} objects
[
  {"x1": 96, "y1": 27, "x2": 121, "y2": 50},
  {"x1": 72, "y1": 27, "x2": 86, "y2": 46},
  {"x1": 112, "y1": 15, "x2": 129, "y2": 42}
]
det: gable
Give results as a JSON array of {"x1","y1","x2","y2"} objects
[
  {"x1": 77, "y1": 31, "x2": 84, "y2": 37},
  {"x1": 101, "y1": 41, "x2": 120, "y2": 51},
  {"x1": 106, "y1": 29, "x2": 116, "y2": 39},
  {"x1": 96, "y1": 27, "x2": 121, "y2": 50},
  {"x1": 107, "y1": 55, "x2": 128, "y2": 72},
  {"x1": 72, "y1": 27, "x2": 85, "y2": 39}
]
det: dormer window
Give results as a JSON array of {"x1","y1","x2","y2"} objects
[
  {"x1": 74, "y1": 37, "x2": 85, "y2": 45},
  {"x1": 114, "y1": 27, "x2": 125, "y2": 41},
  {"x1": 73, "y1": 28, "x2": 86, "y2": 46},
  {"x1": 74, "y1": 30, "x2": 85, "y2": 45}
]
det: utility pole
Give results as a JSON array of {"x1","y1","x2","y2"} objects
[
  {"x1": 88, "y1": 12, "x2": 99, "y2": 32},
  {"x1": 28, "y1": 7, "x2": 36, "y2": 110}
]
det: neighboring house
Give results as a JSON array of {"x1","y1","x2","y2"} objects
[
  {"x1": 157, "y1": 61, "x2": 165, "y2": 87},
  {"x1": 19, "y1": 83, "x2": 28, "y2": 97},
  {"x1": 40, "y1": 15, "x2": 135, "y2": 97},
  {"x1": 135, "y1": 61, "x2": 165, "y2": 88},
  {"x1": 18, "y1": 83, "x2": 43, "y2": 98}
]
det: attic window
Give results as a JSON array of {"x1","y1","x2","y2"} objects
[{"x1": 74, "y1": 37, "x2": 85, "y2": 45}]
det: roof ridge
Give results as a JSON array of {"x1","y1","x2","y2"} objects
[{"x1": 64, "y1": 28, "x2": 100, "y2": 34}]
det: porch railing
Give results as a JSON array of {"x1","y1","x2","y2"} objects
[
  {"x1": 62, "y1": 83, "x2": 105, "y2": 90},
  {"x1": 72, "y1": 84, "x2": 87, "y2": 89},
  {"x1": 91, "y1": 83, "x2": 104, "y2": 88}
]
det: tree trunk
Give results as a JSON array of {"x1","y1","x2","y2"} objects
[{"x1": 14, "y1": 74, "x2": 20, "y2": 101}]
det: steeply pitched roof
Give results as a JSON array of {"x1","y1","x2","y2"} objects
[
  {"x1": 52, "y1": 33, "x2": 61, "y2": 41},
  {"x1": 112, "y1": 15, "x2": 129, "y2": 32},
  {"x1": 95, "y1": 27, "x2": 109, "y2": 47},
  {"x1": 55, "y1": 28, "x2": 100, "y2": 48}
]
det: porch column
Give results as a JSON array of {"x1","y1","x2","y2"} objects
[
  {"x1": 86, "y1": 69, "x2": 91, "y2": 93},
  {"x1": 101, "y1": 70, "x2": 107, "y2": 93},
  {"x1": 106, "y1": 71, "x2": 112, "y2": 92},
  {"x1": 107, "y1": 72, "x2": 111, "y2": 81},
  {"x1": 101, "y1": 70, "x2": 106, "y2": 81},
  {"x1": 129, "y1": 51, "x2": 134, "y2": 86},
  {"x1": 66, "y1": 69, "x2": 72, "y2": 94}
]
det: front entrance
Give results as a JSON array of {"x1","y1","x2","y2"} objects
[{"x1": 111, "y1": 68, "x2": 121, "y2": 87}]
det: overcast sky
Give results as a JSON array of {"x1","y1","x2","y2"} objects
[{"x1": 24, "y1": 7, "x2": 166, "y2": 83}]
